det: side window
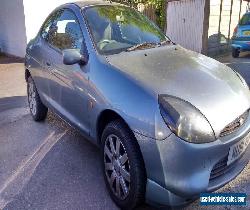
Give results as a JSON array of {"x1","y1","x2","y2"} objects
[
  {"x1": 41, "y1": 10, "x2": 62, "y2": 40},
  {"x1": 41, "y1": 9, "x2": 83, "y2": 51}
]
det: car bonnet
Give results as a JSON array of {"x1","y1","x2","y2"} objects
[{"x1": 105, "y1": 45, "x2": 250, "y2": 137}]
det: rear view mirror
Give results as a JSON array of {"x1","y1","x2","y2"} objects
[{"x1": 63, "y1": 49, "x2": 87, "y2": 65}]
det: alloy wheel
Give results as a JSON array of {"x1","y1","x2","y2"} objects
[
  {"x1": 104, "y1": 134, "x2": 131, "y2": 200},
  {"x1": 28, "y1": 82, "x2": 37, "y2": 115}
]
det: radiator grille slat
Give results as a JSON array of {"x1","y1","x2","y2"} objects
[
  {"x1": 219, "y1": 111, "x2": 248, "y2": 137},
  {"x1": 210, "y1": 156, "x2": 228, "y2": 180},
  {"x1": 210, "y1": 154, "x2": 240, "y2": 180}
]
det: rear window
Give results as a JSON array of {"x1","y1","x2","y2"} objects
[{"x1": 239, "y1": 14, "x2": 250, "y2": 25}]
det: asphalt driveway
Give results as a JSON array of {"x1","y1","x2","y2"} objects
[{"x1": 0, "y1": 53, "x2": 249, "y2": 210}]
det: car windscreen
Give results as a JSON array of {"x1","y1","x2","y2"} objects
[
  {"x1": 83, "y1": 5, "x2": 169, "y2": 55},
  {"x1": 239, "y1": 14, "x2": 250, "y2": 25}
]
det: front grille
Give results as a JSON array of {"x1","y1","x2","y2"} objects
[
  {"x1": 219, "y1": 111, "x2": 248, "y2": 137},
  {"x1": 210, "y1": 155, "x2": 228, "y2": 180},
  {"x1": 210, "y1": 154, "x2": 239, "y2": 180}
]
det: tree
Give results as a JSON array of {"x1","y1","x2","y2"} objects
[{"x1": 110, "y1": 0, "x2": 166, "y2": 31}]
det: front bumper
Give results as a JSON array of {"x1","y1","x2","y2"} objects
[
  {"x1": 135, "y1": 116, "x2": 250, "y2": 206},
  {"x1": 232, "y1": 39, "x2": 250, "y2": 51}
]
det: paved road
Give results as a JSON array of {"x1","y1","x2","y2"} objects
[
  {"x1": 217, "y1": 52, "x2": 250, "y2": 85},
  {"x1": 0, "y1": 53, "x2": 249, "y2": 210}
]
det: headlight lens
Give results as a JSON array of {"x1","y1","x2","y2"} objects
[{"x1": 159, "y1": 95, "x2": 215, "y2": 143}]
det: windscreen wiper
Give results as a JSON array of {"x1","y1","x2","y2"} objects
[
  {"x1": 126, "y1": 42, "x2": 158, "y2": 52},
  {"x1": 160, "y1": 40, "x2": 175, "y2": 46}
]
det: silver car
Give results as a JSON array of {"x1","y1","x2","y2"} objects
[{"x1": 25, "y1": 1, "x2": 250, "y2": 209}]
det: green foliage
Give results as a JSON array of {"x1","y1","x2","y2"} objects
[
  {"x1": 95, "y1": 6, "x2": 165, "y2": 37},
  {"x1": 150, "y1": 0, "x2": 166, "y2": 31},
  {"x1": 110, "y1": 0, "x2": 166, "y2": 31}
]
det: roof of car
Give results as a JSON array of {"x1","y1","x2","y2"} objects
[{"x1": 73, "y1": 0, "x2": 123, "y2": 8}]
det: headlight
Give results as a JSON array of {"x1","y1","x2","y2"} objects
[{"x1": 159, "y1": 95, "x2": 215, "y2": 143}]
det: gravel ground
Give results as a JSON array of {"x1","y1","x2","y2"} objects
[{"x1": 0, "y1": 54, "x2": 249, "y2": 210}]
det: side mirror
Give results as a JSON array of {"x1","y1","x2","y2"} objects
[{"x1": 63, "y1": 49, "x2": 87, "y2": 65}]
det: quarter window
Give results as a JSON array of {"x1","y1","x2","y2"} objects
[{"x1": 41, "y1": 9, "x2": 83, "y2": 51}]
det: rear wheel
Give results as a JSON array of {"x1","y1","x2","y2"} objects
[
  {"x1": 27, "y1": 76, "x2": 48, "y2": 121},
  {"x1": 232, "y1": 48, "x2": 240, "y2": 58},
  {"x1": 101, "y1": 120, "x2": 146, "y2": 209}
]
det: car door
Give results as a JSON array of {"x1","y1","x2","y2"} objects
[
  {"x1": 43, "y1": 8, "x2": 90, "y2": 135},
  {"x1": 29, "y1": 11, "x2": 62, "y2": 102}
]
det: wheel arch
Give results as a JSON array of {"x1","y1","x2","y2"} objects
[
  {"x1": 99, "y1": 109, "x2": 148, "y2": 207},
  {"x1": 96, "y1": 109, "x2": 134, "y2": 146}
]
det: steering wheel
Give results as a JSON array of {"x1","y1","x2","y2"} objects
[{"x1": 98, "y1": 39, "x2": 115, "y2": 50}]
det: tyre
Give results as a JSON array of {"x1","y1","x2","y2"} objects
[
  {"x1": 27, "y1": 76, "x2": 48, "y2": 121},
  {"x1": 232, "y1": 48, "x2": 240, "y2": 58},
  {"x1": 101, "y1": 120, "x2": 146, "y2": 209}
]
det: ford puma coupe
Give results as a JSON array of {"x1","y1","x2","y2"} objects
[{"x1": 25, "y1": 1, "x2": 250, "y2": 209}]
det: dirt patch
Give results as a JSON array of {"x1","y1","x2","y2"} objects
[{"x1": 0, "y1": 55, "x2": 26, "y2": 98}]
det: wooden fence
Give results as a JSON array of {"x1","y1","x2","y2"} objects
[
  {"x1": 111, "y1": 1, "x2": 158, "y2": 25},
  {"x1": 140, "y1": 4, "x2": 157, "y2": 24}
]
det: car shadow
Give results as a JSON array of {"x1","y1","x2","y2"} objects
[
  {"x1": 0, "y1": 96, "x2": 27, "y2": 113},
  {"x1": 0, "y1": 54, "x2": 24, "y2": 64}
]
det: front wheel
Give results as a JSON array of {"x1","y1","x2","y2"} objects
[
  {"x1": 27, "y1": 76, "x2": 48, "y2": 121},
  {"x1": 101, "y1": 120, "x2": 146, "y2": 209},
  {"x1": 232, "y1": 48, "x2": 240, "y2": 58}
]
